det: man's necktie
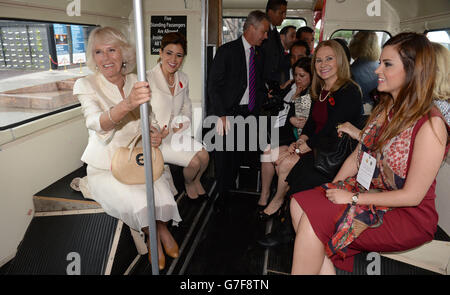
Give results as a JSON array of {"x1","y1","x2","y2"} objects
[{"x1": 248, "y1": 47, "x2": 255, "y2": 112}]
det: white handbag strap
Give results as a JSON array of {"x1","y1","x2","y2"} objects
[
  {"x1": 126, "y1": 131, "x2": 157, "y2": 162},
  {"x1": 127, "y1": 132, "x2": 142, "y2": 161}
]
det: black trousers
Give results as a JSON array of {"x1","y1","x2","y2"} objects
[{"x1": 214, "y1": 107, "x2": 262, "y2": 198}]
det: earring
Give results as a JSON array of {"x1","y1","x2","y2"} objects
[{"x1": 122, "y1": 62, "x2": 127, "y2": 68}]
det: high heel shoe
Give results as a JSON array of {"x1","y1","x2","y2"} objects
[
  {"x1": 256, "y1": 203, "x2": 268, "y2": 214},
  {"x1": 145, "y1": 234, "x2": 166, "y2": 270},
  {"x1": 147, "y1": 250, "x2": 166, "y2": 270},
  {"x1": 258, "y1": 204, "x2": 282, "y2": 222},
  {"x1": 162, "y1": 239, "x2": 179, "y2": 259}
]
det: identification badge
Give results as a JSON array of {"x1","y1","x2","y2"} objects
[
  {"x1": 274, "y1": 104, "x2": 290, "y2": 128},
  {"x1": 356, "y1": 152, "x2": 376, "y2": 190}
]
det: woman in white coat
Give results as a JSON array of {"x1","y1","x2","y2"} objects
[
  {"x1": 147, "y1": 32, "x2": 209, "y2": 200},
  {"x1": 73, "y1": 27, "x2": 180, "y2": 270}
]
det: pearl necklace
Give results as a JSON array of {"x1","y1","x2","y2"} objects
[
  {"x1": 167, "y1": 76, "x2": 176, "y2": 88},
  {"x1": 319, "y1": 88, "x2": 331, "y2": 102}
]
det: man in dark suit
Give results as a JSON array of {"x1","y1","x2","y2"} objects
[
  {"x1": 261, "y1": 0, "x2": 288, "y2": 86},
  {"x1": 207, "y1": 10, "x2": 270, "y2": 211}
]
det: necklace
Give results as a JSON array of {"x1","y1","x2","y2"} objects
[
  {"x1": 319, "y1": 88, "x2": 331, "y2": 102},
  {"x1": 166, "y1": 76, "x2": 176, "y2": 88}
]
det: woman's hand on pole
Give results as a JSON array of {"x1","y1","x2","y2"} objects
[{"x1": 125, "y1": 81, "x2": 151, "y2": 111}]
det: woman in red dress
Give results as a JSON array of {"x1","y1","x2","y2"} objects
[{"x1": 289, "y1": 32, "x2": 449, "y2": 274}]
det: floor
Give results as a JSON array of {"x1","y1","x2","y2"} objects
[{"x1": 1, "y1": 163, "x2": 448, "y2": 276}]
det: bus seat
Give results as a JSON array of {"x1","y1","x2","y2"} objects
[{"x1": 381, "y1": 240, "x2": 450, "y2": 275}]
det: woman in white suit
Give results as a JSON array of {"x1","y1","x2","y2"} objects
[
  {"x1": 147, "y1": 32, "x2": 209, "y2": 200},
  {"x1": 73, "y1": 27, "x2": 180, "y2": 270}
]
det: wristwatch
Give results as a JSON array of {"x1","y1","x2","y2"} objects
[{"x1": 351, "y1": 192, "x2": 360, "y2": 206}]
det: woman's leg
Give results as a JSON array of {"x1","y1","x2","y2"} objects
[
  {"x1": 184, "y1": 149, "x2": 209, "y2": 198},
  {"x1": 263, "y1": 153, "x2": 298, "y2": 215},
  {"x1": 291, "y1": 210, "x2": 326, "y2": 274},
  {"x1": 143, "y1": 225, "x2": 165, "y2": 268},
  {"x1": 290, "y1": 197, "x2": 304, "y2": 233},
  {"x1": 319, "y1": 255, "x2": 336, "y2": 275},
  {"x1": 259, "y1": 149, "x2": 275, "y2": 207},
  {"x1": 291, "y1": 196, "x2": 336, "y2": 275},
  {"x1": 193, "y1": 149, "x2": 209, "y2": 195},
  {"x1": 157, "y1": 221, "x2": 179, "y2": 258},
  {"x1": 183, "y1": 155, "x2": 201, "y2": 199}
]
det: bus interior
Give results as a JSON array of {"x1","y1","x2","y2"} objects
[{"x1": 0, "y1": 0, "x2": 449, "y2": 276}]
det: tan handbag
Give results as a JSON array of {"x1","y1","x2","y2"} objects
[{"x1": 111, "y1": 133, "x2": 164, "y2": 184}]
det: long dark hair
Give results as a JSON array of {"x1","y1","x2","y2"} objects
[{"x1": 364, "y1": 32, "x2": 437, "y2": 152}]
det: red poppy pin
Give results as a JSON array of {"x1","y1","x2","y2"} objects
[
  {"x1": 179, "y1": 81, "x2": 183, "y2": 89},
  {"x1": 328, "y1": 97, "x2": 335, "y2": 106}
]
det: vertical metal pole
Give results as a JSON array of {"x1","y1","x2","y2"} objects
[
  {"x1": 133, "y1": 0, "x2": 159, "y2": 275},
  {"x1": 201, "y1": 0, "x2": 207, "y2": 123}
]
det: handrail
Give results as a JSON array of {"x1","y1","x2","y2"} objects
[{"x1": 133, "y1": 0, "x2": 159, "y2": 275}]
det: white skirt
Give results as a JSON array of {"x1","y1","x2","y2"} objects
[
  {"x1": 85, "y1": 165, "x2": 182, "y2": 232},
  {"x1": 160, "y1": 133, "x2": 204, "y2": 167}
]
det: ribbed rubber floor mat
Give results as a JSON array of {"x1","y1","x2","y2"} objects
[
  {"x1": 35, "y1": 165, "x2": 88, "y2": 201},
  {"x1": 7, "y1": 213, "x2": 117, "y2": 275}
]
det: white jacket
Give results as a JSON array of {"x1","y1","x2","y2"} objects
[
  {"x1": 147, "y1": 64, "x2": 192, "y2": 132},
  {"x1": 74, "y1": 73, "x2": 148, "y2": 170}
]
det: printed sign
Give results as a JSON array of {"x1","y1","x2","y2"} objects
[
  {"x1": 150, "y1": 15, "x2": 187, "y2": 55},
  {"x1": 70, "y1": 25, "x2": 86, "y2": 63},
  {"x1": 53, "y1": 24, "x2": 70, "y2": 66}
]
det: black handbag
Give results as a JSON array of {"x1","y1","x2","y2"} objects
[{"x1": 313, "y1": 133, "x2": 358, "y2": 178}]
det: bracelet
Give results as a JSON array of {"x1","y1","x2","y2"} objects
[{"x1": 106, "y1": 107, "x2": 121, "y2": 125}]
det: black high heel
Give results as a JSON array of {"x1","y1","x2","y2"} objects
[
  {"x1": 258, "y1": 204, "x2": 282, "y2": 221},
  {"x1": 256, "y1": 203, "x2": 268, "y2": 214}
]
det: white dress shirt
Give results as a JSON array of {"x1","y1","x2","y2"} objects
[{"x1": 239, "y1": 36, "x2": 253, "y2": 105}]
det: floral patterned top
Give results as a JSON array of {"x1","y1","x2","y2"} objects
[{"x1": 321, "y1": 108, "x2": 448, "y2": 258}]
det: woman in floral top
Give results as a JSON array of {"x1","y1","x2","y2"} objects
[{"x1": 290, "y1": 32, "x2": 449, "y2": 274}]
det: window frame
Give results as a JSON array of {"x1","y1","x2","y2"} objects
[
  {"x1": 222, "y1": 16, "x2": 307, "y2": 44},
  {"x1": 424, "y1": 28, "x2": 450, "y2": 50},
  {"x1": 329, "y1": 29, "x2": 392, "y2": 47},
  {"x1": 0, "y1": 18, "x2": 97, "y2": 130}
]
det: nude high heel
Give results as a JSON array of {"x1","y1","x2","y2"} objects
[
  {"x1": 146, "y1": 235, "x2": 166, "y2": 270},
  {"x1": 162, "y1": 238, "x2": 179, "y2": 259}
]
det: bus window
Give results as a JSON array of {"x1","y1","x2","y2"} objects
[
  {"x1": 331, "y1": 30, "x2": 390, "y2": 49},
  {"x1": 426, "y1": 29, "x2": 450, "y2": 50},
  {"x1": 0, "y1": 19, "x2": 96, "y2": 129},
  {"x1": 279, "y1": 18, "x2": 307, "y2": 32},
  {"x1": 222, "y1": 17, "x2": 246, "y2": 44},
  {"x1": 222, "y1": 17, "x2": 306, "y2": 45}
]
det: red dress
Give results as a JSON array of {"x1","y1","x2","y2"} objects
[{"x1": 291, "y1": 109, "x2": 449, "y2": 272}]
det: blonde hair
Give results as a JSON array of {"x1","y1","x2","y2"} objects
[
  {"x1": 86, "y1": 26, "x2": 136, "y2": 74},
  {"x1": 349, "y1": 31, "x2": 380, "y2": 61},
  {"x1": 432, "y1": 42, "x2": 450, "y2": 101},
  {"x1": 310, "y1": 40, "x2": 359, "y2": 99}
]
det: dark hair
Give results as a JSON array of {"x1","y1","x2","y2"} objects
[
  {"x1": 161, "y1": 32, "x2": 187, "y2": 55},
  {"x1": 280, "y1": 25, "x2": 296, "y2": 36},
  {"x1": 332, "y1": 38, "x2": 351, "y2": 63},
  {"x1": 291, "y1": 40, "x2": 310, "y2": 56},
  {"x1": 296, "y1": 26, "x2": 314, "y2": 40},
  {"x1": 266, "y1": 0, "x2": 288, "y2": 13},
  {"x1": 292, "y1": 56, "x2": 312, "y2": 77}
]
